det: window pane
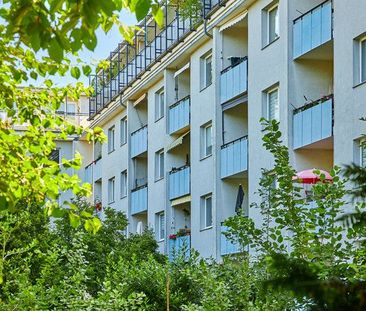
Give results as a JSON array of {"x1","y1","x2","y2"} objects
[
  {"x1": 67, "y1": 103, "x2": 76, "y2": 115},
  {"x1": 159, "y1": 213, "x2": 165, "y2": 240},
  {"x1": 120, "y1": 119, "x2": 127, "y2": 144},
  {"x1": 361, "y1": 40, "x2": 366, "y2": 82},
  {"x1": 268, "y1": 89, "x2": 279, "y2": 121},
  {"x1": 206, "y1": 56, "x2": 212, "y2": 86},
  {"x1": 268, "y1": 6, "x2": 279, "y2": 43},
  {"x1": 361, "y1": 146, "x2": 366, "y2": 167},
  {"x1": 121, "y1": 171, "x2": 127, "y2": 197},
  {"x1": 205, "y1": 196, "x2": 212, "y2": 227},
  {"x1": 205, "y1": 125, "x2": 212, "y2": 156},
  {"x1": 108, "y1": 127, "x2": 115, "y2": 152},
  {"x1": 159, "y1": 152, "x2": 164, "y2": 178}
]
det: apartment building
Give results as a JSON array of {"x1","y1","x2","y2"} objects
[{"x1": 78, "y1": 0, "x2": 366, "y2": 260}]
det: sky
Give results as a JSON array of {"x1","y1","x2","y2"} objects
[{"x1": 32, "y1": 11, "x2": 137, "y2": 87}]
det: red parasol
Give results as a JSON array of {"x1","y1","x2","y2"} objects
[{"x1": 292, "y1": 169, "x2": 332, "y2": 184}]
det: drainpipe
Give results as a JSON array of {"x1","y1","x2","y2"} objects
[{"x1": 204, "y1": 19, "x2": 213, "y2": 39}]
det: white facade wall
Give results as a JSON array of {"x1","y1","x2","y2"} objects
[{"x1": 72, "y1": 0, "x2": 366, "y2": 260}]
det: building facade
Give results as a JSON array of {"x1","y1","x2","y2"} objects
[{"x1": 78, "y1": 0, "x2": 366, "y2": 260}]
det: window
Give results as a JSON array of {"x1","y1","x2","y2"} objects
[
  {"x1": 120, "y1": 170, "x2": 127, "y2": 198},
  {"x1": 201, "y1": 194, "x2": 213, "y2": 229},
  {"x1": 120, "y1": 117, "x2": 127, "y2": 145},
  {"x1": 200, "y1": 51, "x2": 212, "y2": 89},
  {"x1": 155, "y1": 88, "x2": 165, "y2": 121},
  {"x1": 155, "y1": 149, "x2": 164, "y2": 180},
  {"x1": 156, "y1": 212, "x2": 165, "y2": 241},
  {"x1": 267, "y1": 88, "x2": 279, "y2": 121},
  {"x1": 360, "y1": 38, "x2": 366, "y2": 83},
  {"x1": 49, "y1": 149, "x2": 60, "y2": 163},
  {"x1": 108, "y1": 177, "x2": 115, "y2": 204},
  {"x1": 201, "y1": 123, "x2": 213, "y2": 158},
  {"x1": 108, "y1": 126, "x2": 115, "y2": 153},
  {"x1": 360, "y1": 142, "x2": 366, "y2": 167},
  {"x1": 268, "y1": 4, "x2": 279, "y2": 43}
]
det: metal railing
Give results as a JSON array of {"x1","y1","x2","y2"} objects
[
  {"x1": 89, "y1": 1, "x2": 229, "y2": 118},
  {"x1": 169, "y1": 165, "x2": 190, "y2": 200},
  {"x1": 293, "y1": 95, "x2": 333, "y2": 149},
  {"x1": 130, "y1": 125, "x2": 148, "y2": 158},
  {"x1": 168, "y1": 96, "x2": 190, "y2": 134},
  {"x1": 221, "y1": 136, "x2": 248, "y2": 178},
  {"x1": 131, "y1": 184, "x2": 148, "y2": 215},
  {"x1": 293, "y1": 0, "x2": 333, "y2": 58},
  {"x1": 220, "y1": 57, "x2": 248, "y2": 104}
]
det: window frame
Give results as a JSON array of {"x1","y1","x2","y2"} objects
[
  {"x1": 120, "y1": 170, "x2": 127, "y2": 198},
  {"x1": 200, "y1": 51, "x2": 213, "y2": 90},
  {"x1": 155, "y1": 149, "x2": 165, "y2": 181},
  {"x1": 157, "y1": 212, "x2": 165, "y2": 241},
  {"x1": 201, "y1": 194, "x2": 213, "y2": 229},
  {"x1": 360, "y1": 37, "x2": 366, "y2": 84},
  {"x1": 120, "y1": 117, "x2": 127, "y2": 146},
  {"x1": 108, "y1": 125, "x2": 115, "y2": 153},
  {"x1": 267, "y1": 87, "x2": 279, "y2": 121},
  {"x1": 155, "y1": 88, "x2": 165, "y2": 121},
  {"x1": 108, "y1": 177, "x2": 115, "y2": 204},
  {"x1": 202, "y1": 123, "x2": 213, "y2": 158},
  {"x1": 267, "y1": 3, "x2": 279, "y2": 44}
]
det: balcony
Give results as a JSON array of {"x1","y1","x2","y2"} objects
[
  {"x1": 293, "y1": 95, "x2": 333, "y2": 149},
  {"x1": 220, "y1": 225, "x2": 242, "y2": 256},
  {"x1": 293, "y1": 1, "x2": 332, "y2": 59},
  {"x1": 221, "y1": 136, "x2": 248, "y2": 179},
  {"x1": 131, "y1": 125, "x2": 147, "y2": 158},
  {"x1": 131, "y1": 185, "x2": 148, "y2": 215},
  {"x1": 169, "y1": 165, "x2": 190, "y2": 200},
  {"x1": 168, "y1": 96, "x2": 190, "y2": 134},
  {"x1": 220, "y1": 58, "x2": 248, "y2": 104},
  {"x1": 93, "y1": 158, "x2": 102, "y2": 182},
  {"x1": 168, "y1": 234, "x2": 191, "y2": 261},
  {"x1": 84, "y1": 163, "x2": 93, "y2": 184}
]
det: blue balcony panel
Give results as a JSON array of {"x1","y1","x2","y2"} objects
[
  {"x1": 169, "y1": 235, "x2": 191, "y2": 261},
  {"x1": 220, "y1": 225, "x2": 242, "y2": 256},
  {"x1": 220, "y1": 58, "x2": 248, "y2": 104},
  {"x1": 168, "y1": 96, "x2": 190, "y2": 134},
  {"x1": 93, "y1": 159, "x2": 102, "y2": 182},
  {"x1": 131, "y1": 125, "x2": 148, "y2": 158},
  {"x1": 131, "y1": 185, "x2": 148, "y2": 215},
  {"x1": 221, "y1": 136, "x2": 248, "y2": 179},
  {"x1": 293, "y1": 96, "x2": 333, "y2": 149},
  {"x1": 169, "y1": 166, "x2": 190, "y2": 200},
  {"x1": 293, "y1": 1, "x2": 332, "y2": 59},
  {"x1": 84, "y1": 163, "x2": 93, "y2": 184}
]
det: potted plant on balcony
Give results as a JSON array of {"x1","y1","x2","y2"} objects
[{"x1": 176, "y1": 228, "x2": 191, "y2": 237}]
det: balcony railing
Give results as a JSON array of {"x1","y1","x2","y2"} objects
[
  {"x1": 93, "y1": 158, "x2": 102, "y2": 182},
  {"x1": 168, "y1": 96, "x2": 190, "y2": 134},
  {"x1": 131, "y1": 185, "x2": 148, "y2": 215},
  {"x1": 169, "y1": 165, "x2": 190, "y2": 200},
  {"x1": 84, "y1": 163, "x2": 93, "y2": 184},
  {"x1": 220, "y1": 58, "x2": 248, "y2": 104},
  {"x1": 293, "y1": 0, "x2": 333, "y2": 59},
  {"x1": 221, "y1": 136, "x2": 248, "y2": 178},
  {"x1": 220, "y1": 225, "x2": 242, "y2": 256},
  {"x1": 168, "y1": 234, "x2": 191, "y2": 261},
  {"x1": 131, "y1": 125, "x2": 148, "y2": 158},
  {"x1": 293, "y1": 95, "x2": 333, "y2": 149}
]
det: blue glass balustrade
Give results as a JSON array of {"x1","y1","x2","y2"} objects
[
  {"x1": 168, "y1": 96, "x2": 190, "y2": 134},
  {"x1": 221, "y1": 136, "x2": 248, "y2": 178},
  {"x1": 130, "y1": 125, "x2": 148, "y2": 158},
  {"x1": 169, "y1": 235, "x2": 191, "y2": 261},
  {"x1": 169, "y1": 165, "x2": 190, "y2": 200},
  {"x1": 220, "y1": 58, "x2": 248, "y2": 104},
  {"x1": 293, "y1": 1, "x2": 332, "y2": 58},
  {"x1": 93, "y1": 159, "x2": 102, "y2": 182},
  {"x1": 84, "y1": 163, "x2": 93, "y2": 184},
  {"x1": 293, "y1": 96, "x2": 333, "y2": 149},
  {"x1": 131, "y1": 185, "x2": 148, "y2": 215},
  {"x1": 220, "y1": 225, "x2": 242, "y2": 256}
]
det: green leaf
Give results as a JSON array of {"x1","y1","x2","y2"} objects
[
  {"x1": 48, "y1": 38, "x2": 63, "y2": 62},
  {"x1": 135, "y1": 0, "x2": 151, "y2": 21},
  {"x1": 82, "y1": 65, "x2": 92, "y2": 76},
  {"x1": 71, "y1": 67, "x2": 81, "y2": 79},
  {"x1": 69, "y1": 212, "x2": 81, "y2": 228},
  {"x1": 151, "y1": 4, "x2": 164, "y2": 27},
  {"x1": 30, "y1": 71, "x2": 38, "y2": 80}
]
